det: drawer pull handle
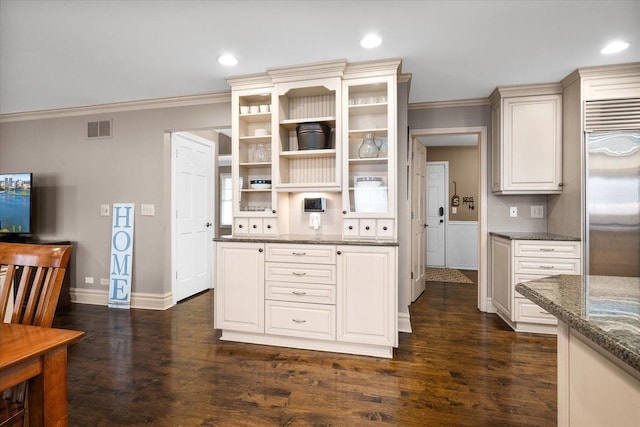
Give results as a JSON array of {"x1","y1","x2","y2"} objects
[
  {"x1": 292, "y1": 252, "x2": 306, "y2": 256},
  {"x1": 539, "y1": 266, "x2": 555, "y2": 269},
  {"x1": 539, "y1": 248, "x2": 555, "y2": 252},
  {"x1": 292, "y1": 291, "x2": 307, "y2": 296},
  {"x1": 292, "y1": 319, "x2": 307, "y2": 324},
  {"x1": 292, "y1": 272, "x2": 306, "y2": 276}
]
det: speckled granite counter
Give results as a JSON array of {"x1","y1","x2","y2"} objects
[
  {"x1": 516, "y1": 275, "x2": 640, "y2": 374},
  {"x1": 489, "y1": 231, "x2": 581, "y2": 241},
  {"x1": 213, "y1": 234, "x2": 398, "y2": 247}
]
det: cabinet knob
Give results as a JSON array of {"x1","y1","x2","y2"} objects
[
  {"x1": 383, "y1": 226, "x2": 388, "y2": 231},
  {"x1": 348, "y1": 226, "x2": 353, "y2": 230},
  {"x1": 272, "y1": 209, "x2": 277, "y2": 214},
  {"x1": 252, "y1": 224, "x2": 257, "y2": 229},
  {"x1": 342, "y1": 210, "x2": 347, "y2": 214},
  {"x1": 258, "y1": 248, "x2": 263, "y2": 253},
  {"x1": 238, "y1": 224, "x2": 243, "y2": 229},
  {"x1": 337, "y1": 251, "x2": 342, "y2": 255},
  {"x1": 365, "y1": 226, "x2": 370, "y2": 231},
  {"x1": 267, "y1": 224, "x2": 271, "y2": 229}
]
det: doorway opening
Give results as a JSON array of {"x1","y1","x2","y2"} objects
[
  {"x1": 410, "y1": 127, "x2": 488, "y2": 312},
  {"x1": 168, "y1": 128, "x2": 231, "y2": 305}
]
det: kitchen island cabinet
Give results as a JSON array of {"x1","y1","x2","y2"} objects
[
  {"x1": 490, "y1": 232, "x2": 581, "y2": 334},
  {"x1": 516, "y1": 275, "x2": 640, "y2": 427},
  {"x1": 214, "y1": 236, "x2": 398, "y2": 358}
]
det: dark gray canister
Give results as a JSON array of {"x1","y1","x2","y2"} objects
[{"x1": 296, "y1": 122, "x2": 332, "y2": 150}]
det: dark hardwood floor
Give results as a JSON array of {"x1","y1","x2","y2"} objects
[{"x1": 53, "y1": 277, "x2": 557, "y2": 426}]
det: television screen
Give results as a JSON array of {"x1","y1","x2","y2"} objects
[{"x1": 0, "y1": 172, "x2": 33, "y2": 235}]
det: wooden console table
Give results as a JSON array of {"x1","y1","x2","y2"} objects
[{"x1": 0, "y1": 323, "x2": 84, "y2": 426}]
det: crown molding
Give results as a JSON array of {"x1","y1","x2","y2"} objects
[
  {"x1": 408, "y1": 98, "x2": 490, "y2": 110},
  {"x1": 0, "y1": 91, "x2": 231, "y2": 123},
  {"x1": 267, "y1": 59, "x2": 348, "y2": 83}
]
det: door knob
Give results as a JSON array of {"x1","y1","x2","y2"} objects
[
  {"x1": 439, "y1": 207, "x2": 444, "y2": 216},
  {"x1": 205, "y1": 222, "x2": 212, "y2": 227}
]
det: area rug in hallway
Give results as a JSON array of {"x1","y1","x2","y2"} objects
[{"x1": 425, "y1": 267, "x2": 473, "y2": 284}]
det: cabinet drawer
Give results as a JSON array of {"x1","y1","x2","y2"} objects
[
  {"x1": 376, "y1": 219, "x2": 394, "y2": 238},
  {"x1": 266, "y1": 244, "x2": 336, "y2": 264},
  {"x1": 359, "y1": 219, "x2": 377, "y2": 238},
  {"x1": 248, "y1": 218, "x2": 263, "y2": 234},
  {"x1": 265, "y1": 262, "x2": 336, "y2": 284},
  {"x1": 514, "y1": 273, "x2": 549, "y2": 298},
  {"x1": 514, "y1": 298, "x2": 557, "y2": 325},
  {"x1": 263, "y1": 218, "x2": 278, "y2": 236},
  {"x1": 265, "y1": 300, "x2": 336, "y2": 340},
  {"x1": 514, "y1": 257, "x2": 581, "y2": 276},
  {"x1": 234, "y1": 218, "x2": 249, "y2": 235},
  {"x1": 343, "y1": 219, "x2": 360, "y2": 237},
  {"x1": 266, "y1": 281, "x2": 336, "y2": 304},
  {"x1": 515, "y1": 241, "x2": 580, "y2": 258}
]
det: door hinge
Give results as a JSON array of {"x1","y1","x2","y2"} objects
[
  {"x1": 411, "y1": 271, "x2": 414, "y2": 279},
  {"x1": 411, "y1": 152, "x2": 415, "y2": 160},
  {"x1": 411, "y1": 212, "x2": 414, "y2": 219}
]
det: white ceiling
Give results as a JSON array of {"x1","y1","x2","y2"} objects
[{"x1": 1, "y1": 0, "x2": 639, "y2": 115}]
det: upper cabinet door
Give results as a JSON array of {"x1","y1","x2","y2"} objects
[{"x1": 491, "y1": 90, "x2": 563, "y2": 195}]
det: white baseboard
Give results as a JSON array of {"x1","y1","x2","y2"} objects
[
  {"x1": 398, "y1": 312, "x2": 412, "y2": 333},
  {"x1": 70, "y1": 287, "x2": 174, "y2": 310}
]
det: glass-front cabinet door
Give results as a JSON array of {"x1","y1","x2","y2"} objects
[
  {"x1": 231, "y1": 87, "x2": 278, "y2": 236},
  {"x1": 341, "y1": 75, "x2": 397, "y2": 239}
]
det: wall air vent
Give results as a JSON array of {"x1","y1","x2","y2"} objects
[
  {"x1": 87, "y1": 119, "x2": 112, "y2": 139},
  {"x1": 585, "y1": 98, "x2": 640, "y2": 131}
]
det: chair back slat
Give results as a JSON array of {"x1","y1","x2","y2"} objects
[{"x1": 0, "y1": 242, "x2": 72, "y2": 327}]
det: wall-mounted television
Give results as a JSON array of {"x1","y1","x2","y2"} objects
[{"x1": 0, "y1": 172, "x2": 33, "y2": 237}]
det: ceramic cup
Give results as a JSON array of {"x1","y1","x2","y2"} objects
[
  {"x1": 249, "y1": 105, "x2": 259, "y2": 114},
  {"x1": 240, "y1": 105, "x2": 250, "y2": 114},
  {"x1": 259, "y1": 104, "x2": 270, "y2": 113}
]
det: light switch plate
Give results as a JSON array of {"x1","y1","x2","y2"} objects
[
  {"x1": 100, "y1": 204, "x2": 110, "y2": 216},
  {"x1": 141, "y1": 204, "x2": 155, "y2": 216},
  {"x1": 509, "y1": 206, "x2": 518, "y2": 217},
  {"x1": 531, "y1": 205, "x2": 544, "y2": 218}
]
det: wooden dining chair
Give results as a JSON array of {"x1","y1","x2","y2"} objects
[{"x1": 0, "y1": 242, "x2": 73, "y2": 427}]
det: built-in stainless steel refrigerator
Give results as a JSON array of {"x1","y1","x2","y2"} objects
[{"x1": 585, "y1": 131, "x2": 640, "y2": 277}]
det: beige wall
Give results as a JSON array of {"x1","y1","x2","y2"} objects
[
  {"x1": 426, "y1": 146, "x2": 478, "y2": 221},
  {"x1": 0, "y1": 101, "x2": 231, "y2": 298}
]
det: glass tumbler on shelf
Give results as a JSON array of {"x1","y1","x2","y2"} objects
[
  {"x1": 358, "y1": 133, "x2": 379, "y2": 159},
  {"x1": 253, "y1": 143, "x2": 270, "y2": 162}
]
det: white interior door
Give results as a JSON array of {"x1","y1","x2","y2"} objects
[
  {"x1": 411, "y1": 141, "x2": 427, "y2": 301},
  {"x1": 426, "y1": 162, "x2": 447, "y2": 267},
  {"x1": 172, "y1": 132, "x2": 214, "y2": 303}
]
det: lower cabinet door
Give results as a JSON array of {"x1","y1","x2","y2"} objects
[
  {"x1": 265, "y1": 300, "x2": 336, "y2": 340},
  {"x1": 336, "y1": 245, "x2": 397, "y2": 346},
  {"x1": 215, "y1": 242, "x2": 265, "y2": 333}
]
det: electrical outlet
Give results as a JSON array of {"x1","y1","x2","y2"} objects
[
  {"x1": 100, "y1": 278, "x2": 109, "y2": 286},
  {"x1": 509, "y1": 206, "x2": 518, "y2": 217},
  {"x1": 531, "y1": 205, "x2": 544, "y2": 218},
  {"x1": 100, "y1": 204, "x2": 110, "y2": 216},
  {"x1": 84, "y1": 276, "x2": 94, "y2": 284},
  {"x1": 452, "y1": 207, "x2": 457, "y2": 214}
]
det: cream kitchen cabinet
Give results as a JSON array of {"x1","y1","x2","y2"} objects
[
  {"x1": 215, "y1": 241, "x2": 265, "y2": 333},
  {"x1": 342, "y1": 70, "x2": 398, "y2": 240},
  {"x1": 490, "y1": 84, "x2": 563, "y2": 194},
  {"x1": 215, "y1": 239, "x2": 398, "y2": 358},
  {"x1": 490, "y1": 234, "x2": 581, "y2": 334},
  {"x1": 336, "y1": 245, "x2": 397, "y2": 350}
]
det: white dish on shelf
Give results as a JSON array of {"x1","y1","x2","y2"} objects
[
  {"x1": 254, "y1": 128, "x2": 269, "y2": 136},
  {"x1": 250, "y1": 183, "x2": 272, "y2": 189},
  {"x1": 355, "y1": 176, "x2": 383, "y2": 187}
]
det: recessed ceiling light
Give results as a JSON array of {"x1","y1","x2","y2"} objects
[
  {"x1": 601, "y1": 41, "x2": 630, "y2": 54},
  {"x1": 360, "y1": 34, "x2": 382, "y2": 49},
  {"x1": 218, "y1": 54, "x2": 238, "y2": 66}
]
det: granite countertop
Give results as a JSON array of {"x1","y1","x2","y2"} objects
[
  {"x1": 490, "y1": 231, "x2": 581, "y2": 241},
  {"x1": 516, "y1": 275, "x2": 640, "y2": 373},
  {"x1": 213, "y1": 234, "x2": 399, "y2": 247}
]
